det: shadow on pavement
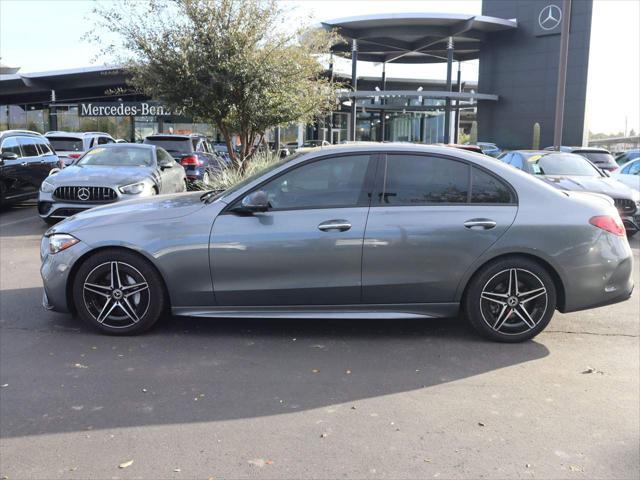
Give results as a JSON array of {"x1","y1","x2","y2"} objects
[{"x1": 0, "y1": 286, "x2": 550, "y2": 438}]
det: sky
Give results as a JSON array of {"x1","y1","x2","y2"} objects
[{"x1": 0, "y1": 0, "x2": 638, "y2": 135}]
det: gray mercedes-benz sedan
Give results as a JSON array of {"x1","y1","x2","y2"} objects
[
  {"x1": 38, "y1": 143, "x2": 187, "y2": 224},
  {"x1": 40, "y1": 144, "x2": 634, "y2": 342}
]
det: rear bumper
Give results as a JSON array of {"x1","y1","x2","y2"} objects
[{"x1": 561, "y1": 233, "x2": 635, "y2": 313}]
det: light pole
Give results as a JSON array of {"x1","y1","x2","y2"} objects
[{"x1": 553, "y1": 0, "x2": 572, "y2": 150}]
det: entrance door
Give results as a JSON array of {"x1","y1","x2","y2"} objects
[{"x1": 211, "y1": 154, "x2": 376, "y2": 306}]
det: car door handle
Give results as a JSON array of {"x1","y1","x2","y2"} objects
[
  {"x1": 20, "y1": 162, "x2": 27, "y2": 166},
  {"x1": 464, "y1": 218, "x2": 497, "y2": 230},
  {"x1": 318, "y1": 220, "x2": 352, "y2": 232}
]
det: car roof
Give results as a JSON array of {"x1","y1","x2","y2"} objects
[
  {"x1": 45, "y1": 131, "x2": 111, "y2": 138},
  {"x1": 1, "y1": 129, "x2": 45, "y2": 138},
  {"x1": 146, "y1": 134, "x2": 204, "y2": 139},
  {"x1": 89, "y1": 143, "x2": 155, "y2": 150},
  {"x1": 544, "y1": 145, "x2": 610, "y2": 153}
]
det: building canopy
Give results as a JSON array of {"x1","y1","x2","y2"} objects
[{"x1": 322, "y1": 13, "x2": 517, "y2": 64}]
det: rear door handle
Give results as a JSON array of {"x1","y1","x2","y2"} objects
[
  {"x1": 318, "y1": 219, "x2": 351, "y2": 232},
  {"x1": 464, "y1": 218, "x2": 497, "y2": 230}
]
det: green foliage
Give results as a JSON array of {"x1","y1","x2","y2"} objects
[
  {"x1": 88, "y1": 0, "x2": 341, "y2": 170},
  {"x1": 532, "y1": 122, "x2": 541, "y2": 150},
  {"x1": 189, "y1": 151, "x2": 281, "y2": 191}
]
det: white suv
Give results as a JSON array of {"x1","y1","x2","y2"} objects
[{"x1": 45, "y1": 131, "x2": 116, "y2": 166}]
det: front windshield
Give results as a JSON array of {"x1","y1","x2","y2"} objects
[
  {"x1": 77, "y1": 147, "x2": 153, "y2": 167},
  {"x1": 528, "y1": 153, "x2": 601, "y2": 177}
]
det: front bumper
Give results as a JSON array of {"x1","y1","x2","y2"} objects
[{"x1": 40, "y1": 236, "x2": 91, "y2": 313}]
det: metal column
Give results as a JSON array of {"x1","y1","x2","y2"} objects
[
  {"x1": 553, "y1": 0, "x2": 572, "y2": 150},
  {"x1": 443, "y1": 37, "x2": 454, "y2": 144},
  {"x1": 453, "y1": 62, "x2": 462, "y2": 144},
  {"x1": 380, "y1": 62, "x2": 386, "y2": 142},
  {"x1": 349, "y1": 39, "x2": 358, "y2": 142}
]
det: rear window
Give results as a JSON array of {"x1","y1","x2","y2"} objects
[
  {"x1": 575, "y1": 151, "x2": 616, "y2": 167},
  {"x1": 144, "y1": 137, "x2": 192, "y2": 156},
  {"x1": 48, "y1": 137, "x2": 84, "y2": 152}
]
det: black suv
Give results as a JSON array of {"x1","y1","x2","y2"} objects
[
  {"x1": 143, "y1": 134, "x2": 227, "y2": 186},
  {"x1": 1, "y1": 130, "x2": 61, "y2": 207}
]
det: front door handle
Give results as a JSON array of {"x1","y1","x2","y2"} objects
[
  {"x1": 318, "y1": 219, "x2": 351, "y2": 232},
  {"x1": 464, "y1": 218, "x2": 497, "y2": 230}
]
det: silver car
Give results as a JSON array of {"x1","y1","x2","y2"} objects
[
  {"x1": 40, "y1": 144, "x2": 634, "y2": 342},
  {"x1": 38, "y1": 143, "x2": 187, "y2": 224}
]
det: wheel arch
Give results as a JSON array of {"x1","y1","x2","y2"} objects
[
  {"x1": 65, "y1": 245, "x2": 171, "y2": 314},
  {"x1": 457, "y1": 252, "x2": 567, "y2": 312}
]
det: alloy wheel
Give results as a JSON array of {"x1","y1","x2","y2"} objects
[
  {"x1": 82, "y1": 261, "x2": 150, "y2": 329},
  {"x1": 479, "y1": 268, "x2": 548, "y2": 335}
]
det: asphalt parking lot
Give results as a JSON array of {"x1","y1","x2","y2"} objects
[{"x1": 0, "y1": 202, "x2": 638, "y2": 480}]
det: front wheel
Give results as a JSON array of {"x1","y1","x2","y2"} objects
[
  {"x1": 464, "y1": 257, "x2": 557, "y2": 342},
  {"x1": 72, "y1": 249, "x2": 166, "y2": 335}
]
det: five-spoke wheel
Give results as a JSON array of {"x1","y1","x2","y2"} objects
[
  {"x1": 73, "y1": 249, "x2": 165, "y2": 334},
  {"x1": 465, "y1": 257, "x2": 556, "y2": 342}
]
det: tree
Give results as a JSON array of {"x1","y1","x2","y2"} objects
[{"x1": 88, "y1": 0, "x2": 340, "y2": 171}]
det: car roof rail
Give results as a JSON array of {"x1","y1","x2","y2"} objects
[{"x1": 82, "y1": 131, "x2": 112, "y2": 136}]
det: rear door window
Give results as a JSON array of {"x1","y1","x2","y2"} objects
[
  {"x1": 380, "y1": 154, "x2": 469, "y2": 205},
  {"x1": 97, "y1": 136, "x2": 115, "y2": 145},
  {"x1": 18, "y1": 137, "x2": 40, "y2": 157},
  {"x1": 34, "y1": 139, "x2": 53, "y2": 155}
]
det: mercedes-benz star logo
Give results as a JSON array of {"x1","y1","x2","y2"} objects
[
  {"x1": 539, "y1": 4, "x2": 562, "y2": 31},
  {"x1": 77, "y1": 187, "x2": 91, "y2": 201}
]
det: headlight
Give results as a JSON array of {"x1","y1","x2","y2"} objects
[
  {"x1": 48, "y1": 234, "x2": 79, "y2": 254},
  {"x1": 40, "y1": 180, "x2": 55, "y2": 193},
  {"x1": 119, "y1": 182, "x2": 146, "y2": 195}
]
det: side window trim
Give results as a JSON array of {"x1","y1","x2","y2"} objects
[{"x1": 223, "y1": 153, "x2": 380, "y2": 214}]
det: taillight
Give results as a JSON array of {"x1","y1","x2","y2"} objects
[
  {"x1": 68, "y1": 153, "x2": 82, "y2": 159},
  {"x1": 589, "y1": 215, "x2": 625, "y2": 236},
  {"x1": 180, "y1": 155, "x2": 203, "y2": 167}
]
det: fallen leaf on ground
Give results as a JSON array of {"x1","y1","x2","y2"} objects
[
  {"x1": 312, "y1": 369, "x2": 319, "y2": 373},
  {"x1": 73, "y1": 363, "x2": 88, "y2": 369},
  {"x1": 118, "y1": 460, "x2": 134, "y2": 469},
  {"x1": 424, "y1": 458, "x2": 432, "y2": 463},
  {"x1": 174, "y1": 468, "x2": 181, "y2": 472},
  {"x1": 581, "y1": 367, "x2": 603, "y2": 375},
  {"x1": 320, "y1": 433, "x2": 328, "y2": 438},
  {"x1": 569, "y1": 465, "x2": 583, "y2": 472},
  {"x1": 0, "y1": 384, "x2": 8, "y2": 388},
  {"x1": 478, "y1": 422, "x2": 485, "y2": 427}
]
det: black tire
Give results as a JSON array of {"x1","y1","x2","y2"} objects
[
  {"x1": 72, "y1": 249, "x2": 166, "y2": 335},
  {"x1": 464, "y1": 256, "x2": 557, "y2": 342}
]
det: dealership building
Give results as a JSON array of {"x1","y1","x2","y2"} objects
[{"x1": 0, "y1": 0, "x2": 592, "y2": 149}]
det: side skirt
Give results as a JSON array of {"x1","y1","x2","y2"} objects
[{"x1": 171, "y1": 303, "x2": 460, "y2": 320}]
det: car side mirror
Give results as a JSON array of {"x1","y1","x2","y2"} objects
[
  {"x1": 235, "y1": 190, "x2": 270, "y2": 213},
  {"x1": 1, "y1": 151, "x2": 19, "y2": 161},
  {"x1": 159, "y1": 159, "x2": 174, "y2": 170}
]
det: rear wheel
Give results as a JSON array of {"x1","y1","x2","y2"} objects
[
  {"x1": 464, "y1": 257, "x2": 557, "y2": 342},
  {"x1": 72, "y1": 249, "x2": 166, "y2": 335}
]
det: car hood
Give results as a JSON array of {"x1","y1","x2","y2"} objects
[
  {"x1": 47, "y1": 192, "x2": 207, "y2": 233},
  {"x1": 538, "y1": 175, "x2": 639, "y2": 200},
  {"x1": 48, "y1": 165, "x2": 155, "y2": 187}
]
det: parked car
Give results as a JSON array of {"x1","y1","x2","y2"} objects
[
  {"x1": 45, "y1": 131, "x2": 116, "y2": 166},
  {"x1": 614, "y1": 149, "x2": 640, "y2": 166},
  {"x1": 477, "y1": 142, "x2": 502, "y2": 157},
  {"x1": 1, "y1": 130, "x2": 61, "y2": 207},
  {"x1": 544, "y1": 146, "x2": 618, "y2": 172},
  {"x1": 41, "y1": 144, "x2": 633, "y2": 342},
  {"x1": 500, "y1": 150, "x2": 640, "y2": 235},
  {"x1": 211, "y1": 142, "x2": 232, "y2": 162},
  {"x1": 612, "y1": 158, "x2": 640, "y2": 192},
  {"x1": 38, "y1": 143, "x2": 186, "y2": 224},
  {"x1": 267, "y1": 142, "x2": 291, "y2": 158},
  {"x1": 143, "y1": 134, "x2": 226, "y2": 185},
  {"x1": 301, "y1": 140, "x2": 331, "y2": 148}
]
